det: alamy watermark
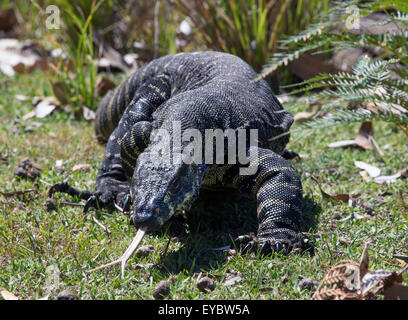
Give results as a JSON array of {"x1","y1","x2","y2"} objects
[
  {"x1": 45, "y1": 5, "x2": 60, "y2": 29},
  {"x1": 345, "y1": 5, "x2": 360, "y2": 30},
  {"x1": 147, "y1": 121, "x2": 259, "y2": 176}
]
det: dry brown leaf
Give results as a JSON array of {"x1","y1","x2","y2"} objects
[
  {"x1": 354, "y1": 161, "x2": 381, "y2": 178},
  {"x1": 34, "y1": 97, "x2": 57, "y2": 118},
  {"x1": 82, "y1": 106, "x2": 96, "y2": 121},
  {"x1": 313, "y1": 245, "x2": 406, "y2": 300},
  {"x1": 95, "y1": 76, "x2": 115, "y2": 98},
  {"x1": 0, "y1": 8, "x2": 17, "y2": 31},
  {"x1": 0, "y1": 39, "x2": 45, "y2": 76},
  {"x1": 328, "y1": 122, "x2": 377, "y2": 151},
  {"x1": 294, "y1": 111, "x2": 318, "y2": 123},
  {"x1": 359, "y1": 244, "x2": 370, "y2": 278},
  {"x1": 1, "y1": 290, "x2": 19, "y2": 300},
  {"x1": 309, "y1": 175, "x2": 352, "y2": 203},
  {"x1": 354, "y1": 121, "x2": 374, "y2": 150}
]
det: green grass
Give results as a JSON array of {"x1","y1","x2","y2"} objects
[{"x1": 0, "y1": 71, "x2": 407, "y2": 300}]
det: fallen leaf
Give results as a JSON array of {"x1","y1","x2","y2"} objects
[
  {"x1": 82, "y1": 106, "x2": 95, "y2": 121},
  {"x1": 359, "y1": 244, "x2": 370, "y2": 278},
  {"x1": 15, "y1": 94, "x2": 29, "y2": 101},
  {"x1": 354, "y1": 121, "x2": 374, "y2": 150},
  {"x1": 95, "y1": 76, "x2": 115, "y2": 98},
  {"x1": 22, "y1": 111, "x2": 35, "y2": 121},
  {"x1": 34, "y1": 97, "x2": 57, "y2": 118},
  {"x1": 354, "y1": 161, "x2": 381, "y2": 178},
  {"x1": 0, "y1": 8, "x2": 17, "y2": 31},
  {"x1": 55, "y1": 159, "x2": 64, "y2": 172},
  {"x1": 328, "y1": 140, "x2": 358, "y2": 148},
  {"x1": 1, "y1": 290, "x2": 19, "y2": 300},
  {"x1": 309, "y1": 175, "x2": 351, "y2": 203},
  {"x1": 374, "y1": 172, "x2": 401, "y2": 184},
  {"x1": 298, "y1": 276, "x2": 320, "y2": 291},
  {"x1": 0, "y1": 39, "x2": 45, "y2": 76},
  {"x1": 313, "y1": 244, "x2": 405, "y2": 300},
  {"x1": 14, "y1": 157, "x2": 41, "y2": 180},
  {"x1": 294, "y1": 110, "x2": 318, "y2": 122},
  {"x1": 373, "y1": 166, "x2": 408, "y2": 184},
  {"x1": 328, "y1": 122, "x2": 379, "y2": 152},
  {"x1": 361, "y1": 270, "x2": 393, "y2": 295}
]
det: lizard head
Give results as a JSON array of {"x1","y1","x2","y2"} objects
[{"x1": 129, "y1": 153, "x2": 206, "y2": 232}]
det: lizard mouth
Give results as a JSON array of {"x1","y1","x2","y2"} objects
[{"x1": 130, "y1": 206, "x2": 171, "y2": 232}]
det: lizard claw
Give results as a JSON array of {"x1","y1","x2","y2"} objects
[
  {"x1": 234, "y1": 231, "x2": 314, "y2": 257},
  {"x1": 113, "y1": 193, "x2": 131, "y2": 213},
  {"x1": 122, "y1": 193, "x2": 131, "y2": 212},
  {"x1": 233, "y1": 234, "x2": 252, "y2": 247},
  {"x1": 84, "y1": 195, "x2": 99, "y2": 213},
  {"x1": 274, "y1": 241, "x2": 284, "y2": 254},
  {"x1": 241, "y1": 240, "x2": 257, "y2": 255},
  {"x1": 260, "y1": 240, "x2": 272, "y2": 256}
]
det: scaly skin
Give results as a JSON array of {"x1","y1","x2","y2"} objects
[{"x1": 50, "y1": 51, "x2": 313, "y2": 255}]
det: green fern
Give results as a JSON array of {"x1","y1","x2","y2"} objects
[{"x1": 262, "y1": 0, "x2": 408, "y2": 136}]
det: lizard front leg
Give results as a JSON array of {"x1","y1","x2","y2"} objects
[
  {"x1": 87, "y1": 75, "x2": 171, "y2": 211},
  {"x1": 234, "y1": 148, "x2": 313, "y2": 256},
  {"x1": 49, "y1": 75, "x2": 171, "y2": 212}
]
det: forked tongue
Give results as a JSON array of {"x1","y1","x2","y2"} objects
[{"x1": 89, "y1": 228, "x2": 146, "y2": 278}]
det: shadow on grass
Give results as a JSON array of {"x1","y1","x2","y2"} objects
[{"x1": 151, "y1": 189, "x2": 321, "y2": 276}]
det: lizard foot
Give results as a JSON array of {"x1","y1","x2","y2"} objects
[
  {"x1": 233, "y1": 229, "x2": 314, "y2": 257},
  {"x1": 84, "y1": 192, "x2": 131, "y2": 213},
  {"x1": 49, "y1": 179, "x2": 130, "y2": 213},
  {"x1": 48, "y1": 181, "x2": 92, "y2": 200}
]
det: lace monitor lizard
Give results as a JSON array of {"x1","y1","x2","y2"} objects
[{"x1": 50, "y1": 51, "x2": 313, "y2": 260}]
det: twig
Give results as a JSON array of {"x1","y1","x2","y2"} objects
[
  {"x1": 1, "y1": 189, "x2": 34, "y2": 197},
  {"x1": 60, "y1": 200, "x2": 83, "y2": 207},
  {"x1": 92, "y1": 216, "x2": 111, "y2": 234}
]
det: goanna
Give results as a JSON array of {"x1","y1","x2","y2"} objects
[{"x1": 50, "y1": 51, "x2": 313, "y2": 259}]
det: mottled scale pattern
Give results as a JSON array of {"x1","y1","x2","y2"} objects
[{"x1": 91, "y1": 51, "x2": 304, "y2": 249}]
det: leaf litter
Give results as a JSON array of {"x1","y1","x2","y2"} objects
[{"x1": 312, "y1": 244, "x2": 408, "y2": 300}]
